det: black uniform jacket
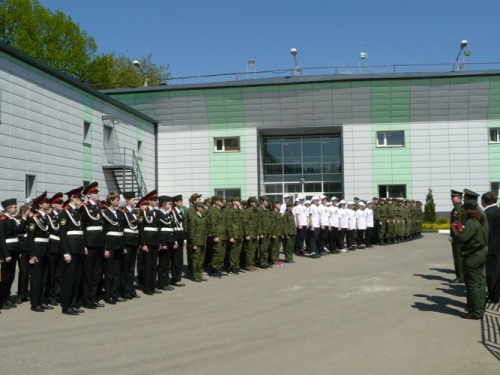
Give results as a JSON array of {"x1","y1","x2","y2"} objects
[
  {"x1": 102, "y1": 209, "x2": 124, "y2": 250},
  {"x1": 0, "y1": 214, "x2": 21, "y2": 259},
  {"x1": 80, "y1": 201, "x2": 105, "y2": 248},
  {"x1": 26, "y1": 212, "x2": 50, "y2": 258},
  {"x1": 59, "y1": 206, "x2": 85, "y2": 256}
]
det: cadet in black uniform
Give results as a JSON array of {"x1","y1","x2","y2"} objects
[
  {"x1": 15, "y1": 204, "x2": 31, "y2": 304},
  {"x1": 138, "y1": 190, "x2": 161, "y2": 295},
  {"x1": 80, "y1": 182, "x2": 105, "y2": 308},
  {"x1": 26, "y1": 192, "x2": 52, "y2": 312},
  {"x1": 59, "y1": 187, "x2": 85, "y2": 315},
  {"x1": 0, "y1": 198, "x2": 21, "y2": 311},
  {"x1": 171, "y1": 195, "x2": 186, "y2": 286},
  {"x1": 120, "y1": 191, "x2": 140, "y2": 299},
  {"x1": 47, "y1": 193, "x2": 64, "y2": 306},
  {"x1": 102, "y1": 192, "x2": 126, "y2": 304},
  {"x1": 156, "y1": 195, "x2": 176, "y2": 291}
]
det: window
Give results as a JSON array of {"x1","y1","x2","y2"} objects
[
  {"x1": 83, "y1": 121, "x2": 91, "y2": 144},
  {"x1": 489, "y1": 128, "x2": 500, "y2": 143},
  {"x1": 376, "y1": 131, "x2": 405, "y2": 147},
  {"x1": 491, "y1": 182, "x2": 500, "y2": 194},
  {"x1": 379, "y1": 184, "x2": 406, "y2": 199},
  {"x1": 214, "y1": 188, "x2": 241, "y2": 199},
  {"x1": 25, "y1": 175, "x2": 36, "y2": 201},
  {"x1": 214, "y1": 137, "x2": 240, "y2": 152}
]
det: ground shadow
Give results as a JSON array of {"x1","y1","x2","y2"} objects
[
  {"x1": 412, "y1": 294, "x2": 465, "y2": 317},
  {"x1": 429, "y1": 268, "x2": 455, "y2": 275},
  {"x1": 481, "y1": 302, "x2": 500, "y2": 362},
  {"x1": 413, "y1": 273, "x2": 451, "y2": 282},
  {"x1": 436, "y1": 283, "x2": 466, "y2": 298}
]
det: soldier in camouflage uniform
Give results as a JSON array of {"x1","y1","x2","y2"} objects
[
  {"x1": 258, "y1": 196, "x2": 272, "y2": 268},
  {"x1": 206, "y1": 195, "x2": 228, "y2": 278},
  {"x1": 242, "y1": 197, "x2": 260, "y2": 271},
  {"x1": 270, "y1": 200, "x2": 283, "y2": 266},
  {"x1": 385, "y1": 198, "x2": 396, "y2": 244},
  {"x1": 226, "y1": 197, "x2": 244, "y2": 274},
  {"x1": 449, "y1": 190, "x2": 465, "y2": 283},
  {"x1": 282, "y1": 203, "x2": 296, "y2": 263},
  {"x1": 375, "y1": 198, "x2": 387, "y2": 245}
]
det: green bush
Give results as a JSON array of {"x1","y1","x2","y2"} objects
[
  {"x1": 422, "y1": 222, "x2": 449, "y2": 231},
  {"x1": 437, "y1": 216, "x2": 450, "y2": 225}
]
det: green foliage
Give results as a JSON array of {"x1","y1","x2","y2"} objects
[
  {"x1": 422, "y1": 222, "x2": 449, "y2": 231},
  {"x1": 0, "y1": 0, "x2": 169, "y2": 89},
  {"x1": 437, "y1": 216, "x2": 450, "y2": 225},
  {"x1": 423, "y1": 188, "x2": 436, "y2": 223}
]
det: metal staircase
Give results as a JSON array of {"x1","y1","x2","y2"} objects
[{"x1": 102, "y1": 147, "x2": 148, "y2": 197}]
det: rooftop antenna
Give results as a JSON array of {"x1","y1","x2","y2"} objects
[{"x1": 291, "y1": 48, "x2": 300, "y2": 76}]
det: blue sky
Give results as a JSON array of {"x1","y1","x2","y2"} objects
[{"x1": 41, "y1": 0, "x2": 499, "y2": 83}]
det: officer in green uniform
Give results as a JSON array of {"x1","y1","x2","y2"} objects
[
  {"x1": 375, "y1": 198, "x2": 387, "y2": 245},
  {"x1": 452, "y1": 189, "x2": 488, "y2": 319},
  {"x1": 226, "y1": 197, "x2": 244, "y2": 274},
  {"x1": 449, "y1": 190, "x2": 465, "y2": 283},
  {"x1": 372, "y1": 197, "x2": 379, "y2": 245},
  {"x1": 206, "y1": 195, "x2": 228, "y2": 278},
  {"x1": 394, "y1": 198, "x2": 403, "y2": 243},
  {"x1": 242, "y1": 197, "x2": 260, "y2": 271},
  {"x1": 258, "y1": 196, "x2": 272, "y2": 268},
  {"x1": 385, "y1": 198, "x2": 395, "y2": 244},
  {"x1": 187, "y1": 202, "x2": 208, "y2": 282},
  {"x1": 282, "y1": 203, "x2": 296, "y2": 263}
]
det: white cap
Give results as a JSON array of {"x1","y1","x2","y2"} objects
[
  {"x1": 305, "y1": 200, "x2": 311, "y2": 205},
  {"x1": 331, "y1": 196, "x2": 338, "y2": 201},
  {"x1": 358, "y1": 201, "x2": 366, "y2": 207},
  {"x1": 298, "y1": 195, "x2": 305, "y2": 200},
  {"x1": 348, "y1": 201, "x2": 354, "y2": 205},
  {"x1": 295, "y1": 198, "x2": 300, "y2": 202},
  {"x1": 326, "y1": 202, "x2": 331, "y2": 206},
  {"x1": 283, "y1": 194, "x2": 292, "y2": 199},
  {"x1": 339, "y1": 200, "x2": 346, "y2": 205},
  {"x1": 311, "y1": 196, "x2": 319, "y2": 201},
  {"x1": 320, "y1": 194, "x2": 327, "y2": 200},
  {"x1": 367, "y1": 200, "x2": 372, "y2": 204}
]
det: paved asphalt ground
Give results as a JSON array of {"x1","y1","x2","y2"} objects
[{"x1": 1, "y1": 233, "x2": 499, "y2": 374}]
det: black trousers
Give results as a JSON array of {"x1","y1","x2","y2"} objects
[
  {"x1": 319, "y1": 227, "x2": 329, "y2": 251},
  {"x1": 61, "y1": 253, "x2": 84, "y2": 311},
  {"x1": 83, "y1": 247, "x2": 103, "y2": 304},
  {"x1": 486, "y1": 254, "x2": 500, "y2": 302},
  {"x1": 170, "y1": 240, "x2": 184, "y2": 283},
  {"x1": 1, "y1": 252, "x2": 19, "y2": 302},
  {"x1": 329, "y1": 227, "x2": 339, "y2": 252},
  {"x1": 296, "y1": 226, "x2": 308, "y2": 251},
  {"x1": 157, "y1": 243, "x2": 173, "y2": 288},
  {"x1": 48, "y1": 252, "x2": 64, "y2": 303},
  {"x1": 365, "y1": 227, "x2": 374, "y2": 247},
  {"x1": 346, "y1": 229, "x2": 354, "y2": 248},
  {"x1": 17, "y1": 251, "x2": 30, "y2": 300},
  {"x1": 308, "y1": 228, "x2": 320, "y2": 254},
  {"x1": 142, "y1": 245, "x2": 158, "y2": 293},
  {"x1": 104, "y1": 249, "x2": 123, "y2": 300},
  {"x1": 357, "y1": 229, "x2": 366, "y2": 247},
  {"x1": 121, "y1": 245, "x2": 138, "y2": 297},
  {"x1": 29, "y1": 256, "x2": 49, "y2": 308},
  {"x1": 136, "y1": 249, "x2": 144, "y2": 284}
]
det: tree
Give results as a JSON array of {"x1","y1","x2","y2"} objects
[
  {"x1": 424, "y1": 188, "x2": 436, "y2": 222},
  {"x1": 0, "y1": 0, "x2": 169, "y2": 89}
]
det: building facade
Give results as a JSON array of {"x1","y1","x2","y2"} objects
[
  {"x1": 0, "y1": 42, "x2": 157, "y2": 203},
  {"x1": 107, "y1": 71, "x2": 500, "y2": 215}
]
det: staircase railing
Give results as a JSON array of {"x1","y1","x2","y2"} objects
[{"x1": 102, "y1": 147, "x2": 148, "y2": 197}]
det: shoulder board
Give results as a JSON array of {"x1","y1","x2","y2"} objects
[
  {"x1": 0, "y1": 216, "x2": 6, "y2": 220},
  {"x1": 121, "y1": 208, "x2": 127, "y2": 212},
  {"x1": 82, "y1": 202, "x2": 89, "y2": 207},
  {"x1": 33, "y1": 213, "x2": 40, "y2": 217},
  {"x1": 102, "y1": 208, "x2": 109, "y2": 212}
]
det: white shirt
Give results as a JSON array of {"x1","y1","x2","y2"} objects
[
  {"x1": 339, "y1": 208, "x2": 349, "y2": 229},
  {"x1": 328, "y1": 205, "x2": 340, "y2": 227},
  {"x1": 365, "y1": 208, "x2": 374, "y2": 228},
  {"x1": 318, "y1": 203, "x2": 330, "y2": 226},
  {"x1": 356, "y1": 209, "x2": 367, "y2": 230},
  {"x1": 309, "y1": 204, "x2": 320, "y2": 228},
  {"x1": 347, "y1": 209, "x2": 356, "y2": 229},
  {"x1": 294, "y1": 204, "x2": 308, "y2": 226}
]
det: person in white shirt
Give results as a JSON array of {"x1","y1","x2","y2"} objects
[
  {"x1": 338, "y1": 200, "x2": 349, "y2": 252},
  {"x1": 347, "y1": 201, "x2": 356, "y2": 250},
  {"x1": 355, "y1": 202, "x2": 367, "y2": 249},
  {"x1": 365, "y1": 201, "x2": 374, "y2": 248},
  {"x1": 318, "y1": 195, "x2": 330, "y2": 255},
  {"x1": 293, "y1": 196, "x2": 308, "y2": 255},
  {"x1": 308, "y1": 196, "x2": 321, "y2": 258},
  {"x1": 328, "y1": 197, "x2": 340, "y2": 253},
  {"x1": 280, "y1": 195, "x2": 291, "y2": 215}
]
